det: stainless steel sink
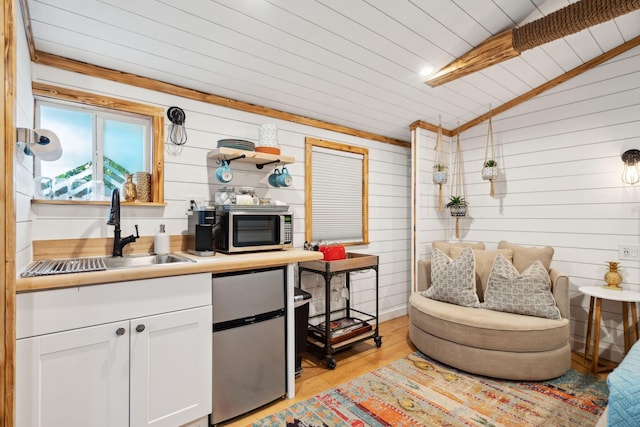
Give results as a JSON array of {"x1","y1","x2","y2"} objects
[
  {"x1": 21, "y1": 253, "x2": 194, "y2": 277},
  {"x1": 100, "y1": 253, "x2": 194, "y2": 269}
]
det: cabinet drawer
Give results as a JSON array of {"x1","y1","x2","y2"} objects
[{"x1": 17, "y1": 273, "x2": 211, "y2": 339}]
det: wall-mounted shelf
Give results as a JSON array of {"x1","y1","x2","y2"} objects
[{"x1": 208, "y1": 148, "x2": 295, "y2": 169}]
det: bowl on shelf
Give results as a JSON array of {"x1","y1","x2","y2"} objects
[{"x1": 255, "y1": 146, "x2": 280, "y2": 155}]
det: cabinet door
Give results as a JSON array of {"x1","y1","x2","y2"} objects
[
  {"x1": 130, "y1": 306, "x2": 212, "y2": 427},
  {"x1": 16, "y1": 321, "x2": 130, "y2": 427}
]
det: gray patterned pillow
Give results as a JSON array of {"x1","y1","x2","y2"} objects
[
  {"x1": 422, "y1": 247, "x2": 479, "y2": 308},
  {"x1": 482, "y1": 254, "x2": 561, "y2": 320}
]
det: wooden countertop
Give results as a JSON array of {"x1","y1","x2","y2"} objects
[{"x1": 16, "y1": 249, "x2": 323, "y2": 293}]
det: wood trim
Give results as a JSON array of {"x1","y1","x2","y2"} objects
[
  {"x1": 410, "y1": 129, "x2": 417, "y2": 293},
  {"x1": 32, "y1": 82, "x2": 165, "y2": 203},
  {"x1": 3, "y1": 0, "x2": 17, "y2": 425},
  {"x1": 409, "y1": 120, "x2": 455, "y2": 137},
  {"x1": 304, "y1": 137, "x2": 369, "y2": 245},
  {"x1": 452, "y1": 34, "x2": 640, "y2": 136},
  {"x1": 32, "y1": 235, "x2": 191, "y2": 260},
  {"x1": 152, "y1": 114, "x2": 164, "y2": 203},
  {"x1": 33, "y1": 51, "x2": 411, "y2": 148},
  {"x1": 17, "y1": 0, "x2": 33, "y2": 61},
  {"x1": 32, "y1": 82, "x2": 164, "y2": 116},
  {"x1": 361, "y1": 147, "x2": 369, "y2": 245},
  {"x1": 304, "y1": 139, "x2": 313, "y2": 242}
]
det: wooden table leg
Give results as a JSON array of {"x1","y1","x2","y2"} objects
[
  {"x1": 623, "y1": 302, "x2": 631, "y2": 353},
  {"x1": 585, "y1": 296, "x2": 594, "y2": 361},
  {"x1": 592, "y1": 298, "x2": 602, "y2": 374}
]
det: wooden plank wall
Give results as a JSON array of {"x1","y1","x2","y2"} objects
[
  {"x1": 416, "y1": 45, "x2": 640, "y2": 363},
  {"x1": 21, "y1": 62, "x2": 412, "y2": 322}
]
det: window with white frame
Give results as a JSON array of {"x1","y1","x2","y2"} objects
[
  {"x1": 35, "y1": 98, "x2": 153, "y2": 200},
  {"x1": 305, "y1": 137, "x2": 369, "y2": 245}
]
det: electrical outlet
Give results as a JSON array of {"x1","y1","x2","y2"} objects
[
  {"x1": 619, "y1": 243, "x2": 640, "y2": 260},
  {"x1": 185, "y1": 197, "x2": 196, "y2": 215}
]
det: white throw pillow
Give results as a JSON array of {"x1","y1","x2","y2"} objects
[
  {"x1": 482, "y1": 254, "x2": 561, "y2": 320},
  {"x1": 423, "y1": 247, "x2": 480, "y2": 308}
]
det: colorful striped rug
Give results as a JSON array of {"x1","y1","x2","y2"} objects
[{"x1": 250, "y1": 352, "x2": 608, "y2": 427}]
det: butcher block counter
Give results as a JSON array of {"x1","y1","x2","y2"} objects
[{"x1": 16, "y1": 249, "x2": 323, "y2": 292}]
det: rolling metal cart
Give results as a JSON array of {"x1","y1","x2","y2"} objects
[{"x1": 298, "y1": 253, "x2": 381, "y2": 369}]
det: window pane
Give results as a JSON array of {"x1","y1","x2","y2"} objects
[
  {"x1": 39, "y1": 104, "x2": 93, "y2": 199},
  {"x1": 103, "y1": 119, "x2": 146, "y2": 194},
  {"x1": 305, "y1": 137, "x2": 368, "y2": 245}
]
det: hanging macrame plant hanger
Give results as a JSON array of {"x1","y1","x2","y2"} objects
[
  {"x1": 432, "y1": 119, "x2": 447, "y2": 210},
  {"x1": 482, "y1": 110, "x2": 498, "y2": 197},
  {"x1": 448, "y1": 133, "x2": 467, "y2": 239}
]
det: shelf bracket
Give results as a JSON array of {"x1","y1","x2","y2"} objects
[
  {"x1": 256, "y1": 159, "x2": 280, "y2": 170},
  {"x1": 223, "y1": 154, "x2": 246, "y2": 164}
]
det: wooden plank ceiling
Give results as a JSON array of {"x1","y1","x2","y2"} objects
[{"x1": 25, "y1": 0, "x2": 640, "y2": 141}]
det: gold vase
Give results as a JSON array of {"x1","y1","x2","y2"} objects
[
  {"x1": 123, "y1": 173, "x2": 137, "y2": 202},
  {"x1": 604, "y1": 261, "x2": 622, "y2": 290}
]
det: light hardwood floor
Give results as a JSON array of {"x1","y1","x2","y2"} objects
[{"x1": 222, "y1": 315, "x2": 610, "y2": 427}]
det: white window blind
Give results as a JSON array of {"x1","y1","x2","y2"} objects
[{"x1": 306, "y1": 138, "x2": 368, "y2": 245}]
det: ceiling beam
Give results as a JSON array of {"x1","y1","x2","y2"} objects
[
  {"x1": 425, "y1": 30, "x2": 518, "y2": 88},
  {"x1": 452, "y1": 33, "x2": 640, "y2": 135},
  {"x1": 426, "y1": 0, "x2": 640, "y2": 87},
  {"x1": 413, "y1": 33, "x2": 640, "y2": 137}
]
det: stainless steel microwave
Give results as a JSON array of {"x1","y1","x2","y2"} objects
[{"x1": 213, "y1": 206, "x2": 293, "y2": 253}]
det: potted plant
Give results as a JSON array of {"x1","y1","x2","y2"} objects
[
  {"x1": 446, "y1": 195, "x2": 468, "y2": 217},
  {"x1": 432, "y1": 163, "x2": 448, "y2": 184},
  {"x1": 482, "y1": 159, "x2": 498, "y2": 181}
]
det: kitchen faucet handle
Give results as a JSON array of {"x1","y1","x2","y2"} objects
[{"x1": 134, "y1": 224, "x2": 139, "y2": 238}]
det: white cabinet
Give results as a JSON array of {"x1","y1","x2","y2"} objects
[
  {"x1": 16, "y1": 273, "x2": 212, "y2": 427},
  {"x1": 17, "y1": 321, "x2": 130, "y2": 427},
  {"x1": 130, "y1": 307, "x2": 211, "y2": 427}
]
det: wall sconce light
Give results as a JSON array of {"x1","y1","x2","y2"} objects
[
  {"x1": 16, "y1": 127, "x2": 62, "y2": 161},
  {"x1": 621, "y1": 149, "x2": 640, "y2": 185},
  {"x1": 167, "y1": 106, "x2": 187, "y2": 146}
]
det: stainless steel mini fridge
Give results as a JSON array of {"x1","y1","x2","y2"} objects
[{"x1": 210, "y1": 267, "x2": 286, "y2": 425}]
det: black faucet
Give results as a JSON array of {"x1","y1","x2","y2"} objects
[{"x1": 107, "y1": 188, "x2": 139, "y2": 257}]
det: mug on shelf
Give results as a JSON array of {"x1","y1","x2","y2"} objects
[
  {"x1": 276, "y1": 166, "x2": 292, "y2": 188},
  {"x1": 215, "y1": 160, "x2": 233, "y2": 183},
  {"x1": 268, "y1": 167, "x2": 281, "y2": 187}
]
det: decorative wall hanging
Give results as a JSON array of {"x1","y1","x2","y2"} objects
[
  {"x1": 432, "y1": 119, "x2": 447, "y2": 210},
  {"x1": 447, "y1": 133, "x2": 468, "y2": 239},
  {"x1": 482, "y1": 110, "x2": 498, "y2": 196}
]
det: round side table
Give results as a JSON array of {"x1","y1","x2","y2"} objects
[{"x1": 579, "y1": 286, "x2": 640, "y2": 374}]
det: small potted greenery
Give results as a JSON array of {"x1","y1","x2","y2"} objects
[
  {"x1": 482, "y1": 159, "x2": 498, "y2": 181},
  {"x1": 446, "y1": 195, "x2": 468, "y2": 217},
  {"x1": 432, "y1": 163, "x2": 448, "y2": 185}
]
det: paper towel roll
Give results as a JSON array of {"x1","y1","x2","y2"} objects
[{"x1": 28, "y1": 129, "x2": 62, "y2": 161}]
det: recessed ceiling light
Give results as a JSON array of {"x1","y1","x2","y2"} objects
[{"x1": 419, "y1": 65, "x2": 435, "y2": 77}]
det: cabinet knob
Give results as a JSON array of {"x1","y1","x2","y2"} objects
[
  {"x1": 116, "y1": 327, "x2": 126, "y2": 336},
  {"x1": 135, "y1": 324, "x2": 146, "y2": 333}
]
